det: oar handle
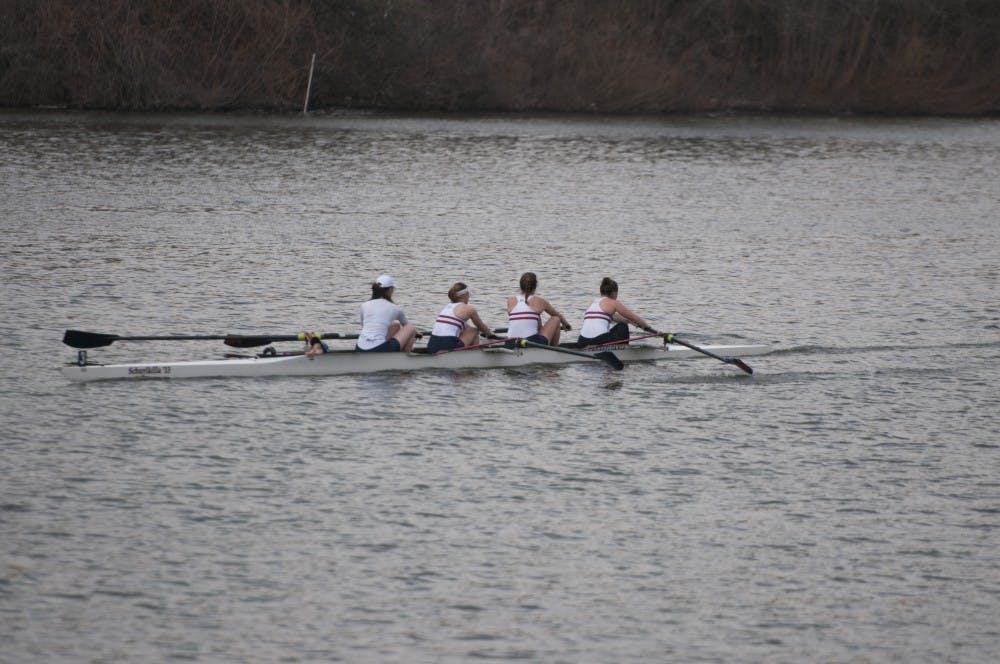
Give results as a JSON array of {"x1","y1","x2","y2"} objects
[
  {"x1": 581, "y1": 331, "x2": 668, "y2": 349},
  {"x1": 432, "y1": 337, "x2": 511, "y2": 355}
]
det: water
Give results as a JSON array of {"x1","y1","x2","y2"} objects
[{"x1": 1, "y1": 110, "x2": 998, "y2": 662}]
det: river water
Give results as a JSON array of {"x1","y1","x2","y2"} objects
[{"x1": 1, "y1": 110, "x2": 998, "y2": 662}]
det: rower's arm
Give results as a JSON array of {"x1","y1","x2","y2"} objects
[
  {"x1": 613, "y1": 301, "x2": 651, "y2": 330},
  {"x1": 467, "y1": 307, "x2": 492, "y2": 336},
  {"x1": 539, "y1": 297, "x2": 571, "y2": 330}
]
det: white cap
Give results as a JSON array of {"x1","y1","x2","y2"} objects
[{"x1": 376, "y1": 274, "x2": 396, "y2": 289}]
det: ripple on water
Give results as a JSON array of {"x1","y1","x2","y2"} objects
[{"x1": 2, "y1": 111, "x2": 999, "y2": 662}]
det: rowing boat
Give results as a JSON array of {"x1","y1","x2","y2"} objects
[{"x1": 60, "y1": 342, "x2": 771, "y2": 382}]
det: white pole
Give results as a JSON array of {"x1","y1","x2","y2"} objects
[{"x1": 302, "y1": 53, "x2": 316, "y2": 115}]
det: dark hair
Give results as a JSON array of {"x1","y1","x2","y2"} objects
[
  {"x1": 448, "y1": 282, "x2": 467, "y2": 302},
  {"x1": 519, "y1": 272, "x2": 537, "y2": 294},
  {"x1": 371, "y1": 282, "x2": 393, "y2": 302},
  {"x1": 600, "y1": 277, "x2": 618, "y2": 296}
]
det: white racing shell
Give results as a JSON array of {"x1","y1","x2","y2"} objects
[{"x1": 61, "y1": 343, "x2": 772, "y2": 383}]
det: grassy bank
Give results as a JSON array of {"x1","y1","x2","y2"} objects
[{"x1": 2, "y1": 0, "x2": 998, "y2": 114}]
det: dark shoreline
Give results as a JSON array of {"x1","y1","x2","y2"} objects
[
  {"x1": 5, "y1": 106, "x2": 999, "y2": 122},
  {"x1": 3, "y1": 0, "x2": 998, "y2": 117}
]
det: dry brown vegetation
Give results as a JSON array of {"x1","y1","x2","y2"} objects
[
  {"x1": 1, "y1": 0, "x2": 998, "y2": 114},
  {"x1": 0, "y1": 0, "x2": 319, "y2": 109}
]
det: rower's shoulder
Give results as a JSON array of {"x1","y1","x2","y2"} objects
[{"x1": 604, "y1": 297, "x2": 623, "y2": 311}]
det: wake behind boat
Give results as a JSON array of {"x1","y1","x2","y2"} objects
[{"x1": 60, "y1": 340, "x2": 771, "y2": 383}]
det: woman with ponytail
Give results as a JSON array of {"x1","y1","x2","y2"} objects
[
  {"x1": 506, "y1": 272, "x2": 571, "y2": 346},
  {"x1": 355, "y1": 274, "x2": 418, "y2": 352},
  {"x1": 576, "y1": 277, "x2": 654, "y2": 348}
]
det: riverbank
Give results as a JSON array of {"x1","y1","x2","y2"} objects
[{"x1": 2, "y1": 0, "x2": 998, "y2": 115}]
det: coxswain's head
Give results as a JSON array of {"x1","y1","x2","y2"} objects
[{"x1": 372, "y1": 274, "x2": 396, "y2": 301}]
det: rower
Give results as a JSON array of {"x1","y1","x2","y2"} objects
[
  {"x1": 506, "y1": 272, "x2": 570, "y2": 346},
  {"x1": 576, "y1": 277, "x2": 654, "y2": 348},
  {"x1": 427, "y1": 282, "x2": 494, "y2": 353},
  {"x1": 355, "y1": 274, "x2": 418, "y2": 353}
]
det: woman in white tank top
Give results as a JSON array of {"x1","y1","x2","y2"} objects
[
  {"x1": 577, "y1": 277, "x2": 653, "y2": 348},
  {"x1": 506, "y1": 272, "x2": 570, "y2": 346},
  {"x1": 427, "y1": 282, "x2": 494, "y2": 353}
]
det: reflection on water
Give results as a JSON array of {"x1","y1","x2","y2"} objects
[{"x1": 1, "y1": 110, "x2": 998, "y2": 662}]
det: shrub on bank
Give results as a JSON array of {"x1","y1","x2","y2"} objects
[{"x1": 1, "y1": 0, "x2": 997, "y2": 114}]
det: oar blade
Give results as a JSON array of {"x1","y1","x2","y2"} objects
[
  {"x1": 594, "y1": 351, "x2": 625, "y2": 370},
  {"x1": 729, "y1": 358, "x2": 754, "y2": 375},
  {"x1": 224, "y1": 335, "x2": 284, "y2": 348},
  {"x1": 63, "y1": 330, "x2": 118, "y2": 348}
]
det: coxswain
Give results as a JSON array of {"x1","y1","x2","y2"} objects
[{"x1": 355, "y1": 274, "x2": 418, "y2": 352}]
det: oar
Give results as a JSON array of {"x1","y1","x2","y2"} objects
[
  {"x1": 582, "y1": 331, "x2": 667, "y2": 348},
  {"x1": 224, "y1": 332, "x2": 358, "y2": 348},
  {"x1": 432, "y1": 337, "x2": 511, "y2": 355},
  {"x1": 62, "y1": 329, "x2": 356, "y2": 349},
  {"x1": 659, "y1": 332, "x2": 754, "y2": 375},
  {"x1": 516, "y1": 338, "x2": 624, "y2": 370}
]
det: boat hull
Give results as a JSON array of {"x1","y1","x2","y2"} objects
[{"x1": 60, "y1": 343, "x2": 772, "y2": 383}]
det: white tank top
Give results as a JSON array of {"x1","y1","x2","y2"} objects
[
  {"x1": 431, "y1": 302, "x2": 465, "y2": 338},
  {"x1": 507, "y1": 295, "x2": 542, "y2": 338},
  {"x1": 580, "y1": 297, "x2": 613, "y2": 338}
]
